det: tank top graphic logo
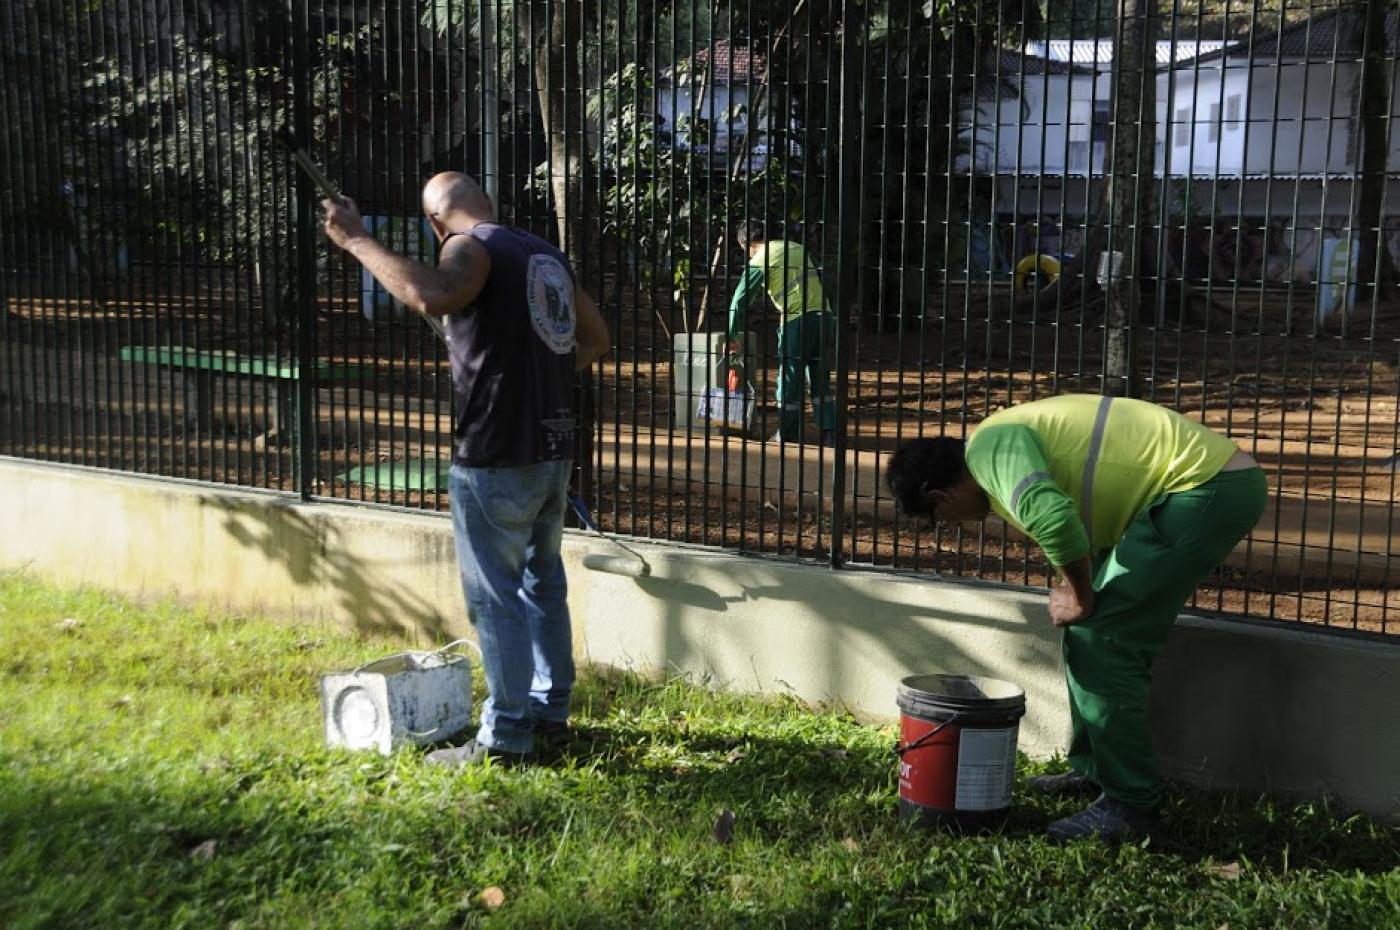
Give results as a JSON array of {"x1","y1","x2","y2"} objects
[{"x1": 526, "y1": 254, "x2": 576, "y2": 355}]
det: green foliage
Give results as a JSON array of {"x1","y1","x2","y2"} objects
[{"x1": 556, "y1": 61, "x2": 811, "y2": 327}]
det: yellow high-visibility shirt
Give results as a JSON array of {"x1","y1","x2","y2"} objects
[
  {"x1": 965, "y1": 394, "x2": 1240, "y2": 565},
  {"x1": 727, "y1": 240, "x2": 829, "y2": 339}
]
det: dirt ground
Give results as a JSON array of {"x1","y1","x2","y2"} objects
[{"x1": 3, "y1": 269, "x2": 1396, "y2": 636}]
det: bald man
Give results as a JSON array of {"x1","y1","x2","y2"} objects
[{"x1": 323, "y1": 173, "x2": 610, "y2": 766}]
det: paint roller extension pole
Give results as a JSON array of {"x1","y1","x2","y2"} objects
[{"x1": 285, "y1": 132, "x2": 447, "y2": 342}]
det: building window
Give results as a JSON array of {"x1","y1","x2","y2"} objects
[
  {"x1": 1208, "y1": 102, "x2": 1221, "y2": 143},
  {"x1": 1092, "y1": 100, "x2": 1111, "y2": 142},
  {"x1": 1175, "y1": 108, "x2": 1191, "y2": 148},
  {"x1": 1225, "y1": 94, "x2": 1242, "y2": 131},
  {"x1": 1069, "y1": 141, "x2": 1091, "y2": 173},
  {"x1": 1069, "y1": 100, "x2": 1091, "y2": 143}
]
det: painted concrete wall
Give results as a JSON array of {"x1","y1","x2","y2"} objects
[{"x1": 2, "y1": 458, "x2": 1396, "y2": 821}]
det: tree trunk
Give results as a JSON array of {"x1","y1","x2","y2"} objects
[
  {"x1": 1100, "y1": 0, "x2": 1154, "y2": 398},
  {"x1": 528, "y1": 0, "x2": 602, "y2": 515},
  {"x1": 1355, "y1": 0, "x2": 1396, "y2": 312},
  {"x1": 530, "y1": 0, "x2": 599, "y2": 269},
  {"x1": 692, "y1": 0, "x2": 808, "y2": 332}
]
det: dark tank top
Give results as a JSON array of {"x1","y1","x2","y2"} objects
[{"x1": 443, "y1": 224, "x2": 576, "y2": 466}]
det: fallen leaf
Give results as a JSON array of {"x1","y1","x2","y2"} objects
[
  {"x1": 477, "y1": 886, "x2": 506, "y2": 911},
  {"x1": 840, "y1": 837, "x2": 859, "y2": 853},
  {"x1": 111, "y1": 695, "x2": 133, "y2": 709},
  {"x1": 190, "y1": 840, "x2": 217, "y2": 862},
  {"x1": 1208, "y1": 862, "x2": 1242, "y2": 881},
  {"x1": 728, "y1": 874, "x2": 750, "y2": 896},
  {"x1": 56, "y1": 618, "x2": 82, "y2": 633},
  {"x1": 713, "y1": 808, "x2": 736, "y2": 844},
  {"x1": 724, "y1": 748, "x2": 747, "y2": 765}
]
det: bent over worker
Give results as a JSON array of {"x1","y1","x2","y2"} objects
[
  {"x1": 885, "y1": 395, "x2": 1267, "y2": 840},
  {"x1": 322, "y1": 172, "x2": 610, "y2": 766},
  {"x1": 725, "y1": 221, "x2": 836, "y2": 446}
]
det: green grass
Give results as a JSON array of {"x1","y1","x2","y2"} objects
[{"x1": 1, "y1": 573, "x2": 1396, "y2": 930}]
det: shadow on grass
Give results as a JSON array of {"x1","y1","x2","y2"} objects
[{"x1": 537, "y1": 710, "x2": 1399, "y2": 876}]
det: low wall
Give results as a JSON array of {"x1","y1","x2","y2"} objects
[{"x1": 2, "y1": 458, "x2": 1395, "y2": 821}]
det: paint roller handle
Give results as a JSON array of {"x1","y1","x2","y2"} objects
[
  {"x1": 277, "y1": 130, "x2": 347, "y2": 205},
  {"x1": 421, "y1": 311, "x2": 448, "y2": 343},
  {"x1": 567, "y1": 490, "x2": 599, "y2": 532}
]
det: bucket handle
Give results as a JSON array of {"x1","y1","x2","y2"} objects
[
  {"x1": 893, "y1": 716, "x2": 966, "y2": 756},
  {"x1": 350, "y1": 638, "x2": 482, "y2": 676},
  {"x1": 401, "y1": 639, "x2": 482, "y2": 741},
  {"x1": 428, "y1": 638, "x2": 482, "y2": 662},
  {"x1": 406, "y1": 720, "x2": 464, "y2": 740}
]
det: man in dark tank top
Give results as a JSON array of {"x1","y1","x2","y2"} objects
[{"x1": 323, "y1": 172, "x2": 611, "y2": 765}]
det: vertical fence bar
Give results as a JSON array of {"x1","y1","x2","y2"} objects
[
  {"x1": 290, "y1": 0, "x2": 317, "y2": 500},
  {"x1": 0, "y1": 2, "x2": 21, "y2": 459},
  {"x1": 828, "y1": 0, "x2": 862, "y2": 568}
]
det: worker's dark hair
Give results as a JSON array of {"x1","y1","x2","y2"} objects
[
  {"x1": 736, "y1": 220, "x2": 767, "y2": 250},
  {"x1": 885, "y1": 437, "x2": 967, "y2": 517}
]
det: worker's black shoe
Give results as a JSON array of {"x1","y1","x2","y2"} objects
[
  {"x1": 534, "y1": 719, "x2": 571, "y2": 745},
  {"x1": 425, "y1": 739, "x2": 530, "y2": 768},
  {"x1": 1046, "y1": 794, "x2": 1160, "y2": 842},
  {"x1": 1027, "y1": 770, "x2": 1099, "y2": 797}
]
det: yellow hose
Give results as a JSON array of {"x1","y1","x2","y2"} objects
[{"x1": 1013, "y1": 253, "x2": 1062, "y2": 293}]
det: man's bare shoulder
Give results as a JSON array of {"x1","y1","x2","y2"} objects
[
  {"x1": 437, "y1": 233, "x2": 491, "y2": 291},
  {"x1": 438, "y1": 232, "x2": 490, "y2": 270}
]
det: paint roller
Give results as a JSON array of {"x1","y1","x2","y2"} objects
[
  {"x1": 568, "y1": 492, "x2": 651, "y2": 578},
  {"x1": 279, "y1": 129, "x2": 448, "y2": 342}
]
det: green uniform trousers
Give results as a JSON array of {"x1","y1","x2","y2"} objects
[
  {"x1": 1065, "y1": 466, "x2": 1268, "y2": 811},
  {"x1": 777, "y1": 311, "x2": 836, "y2": 440}
]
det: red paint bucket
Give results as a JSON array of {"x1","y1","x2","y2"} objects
[{"x1": 896, "y1": 674, "x2": 1026, "y2": 830}]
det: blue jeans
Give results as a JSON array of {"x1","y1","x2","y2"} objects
[{"x1": 449, "y1": 459, "x2": 574, "y2": 753}]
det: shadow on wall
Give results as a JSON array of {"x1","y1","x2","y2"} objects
[
  {"x1": 612, "y1": 554, "x2": 1058, "y2": 732},
  {"x1": 197, "y1": 494, "x2": 456, "y2": 644}
]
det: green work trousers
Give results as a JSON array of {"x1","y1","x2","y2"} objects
[
  {"x1": 1064, "y1": 467, "x2": 1268, "y2": 811},
  {"x1": 777, "y1": 311, "x2": 836, "y2": 440}
]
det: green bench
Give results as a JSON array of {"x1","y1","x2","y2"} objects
[
  {"x1": 118, "y1": 345, "x2": 364, "y2": 445},
  {"x1": 339, "y1": 457, "x2": 453, "y2": 493}
]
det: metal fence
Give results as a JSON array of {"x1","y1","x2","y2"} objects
[{"x1": 2, "y1": 0, "x2": 1396, "y2": 636}]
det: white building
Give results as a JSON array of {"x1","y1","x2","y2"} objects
[
  {"x1": 655, "y1": 41, "x2": 797, "y2": 171},
  {"x1": 960, "y1": 11, "x2": 1400, "y2": 280}
]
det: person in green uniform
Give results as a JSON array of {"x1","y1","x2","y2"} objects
[
  {"x1": 884, "y1": 395, "x2": 1267, "y2": 840},
  {"x1": 725, "y1": 221, "x2": 836, "y2": 446}
]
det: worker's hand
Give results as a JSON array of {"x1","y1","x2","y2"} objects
[
  {"x1": 322, "y1": 196, "x2": 367, "y2": 250},
  {"x1": 1048, "y1": 582, "x2": 1093, "y2": 627}
]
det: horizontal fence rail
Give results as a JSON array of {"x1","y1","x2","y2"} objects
[{"x1": 1, "y1": 0, "x2": 1396, "y2": 636}]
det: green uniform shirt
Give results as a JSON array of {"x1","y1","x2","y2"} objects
[
  {"x1": 727, "y1": 240, "x2": 829, "y2": 339},
  {"x1": 964, "y1": 394, "x2": 1240, "y2": 566}
]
